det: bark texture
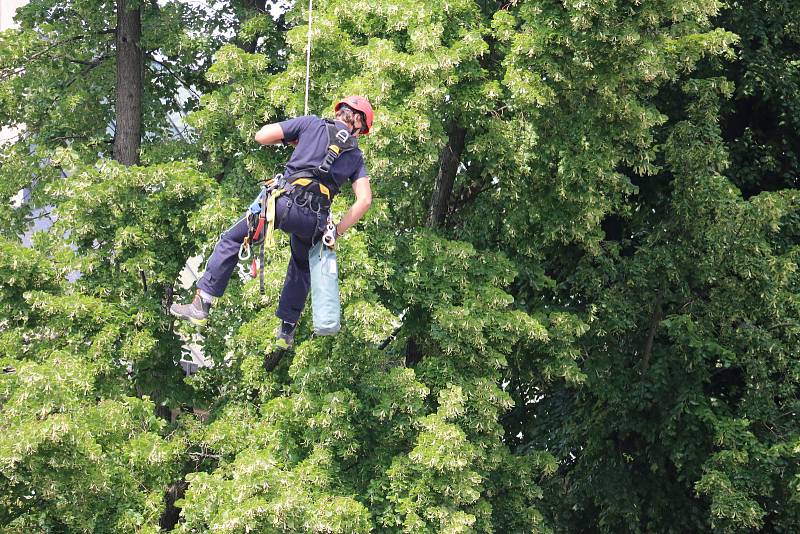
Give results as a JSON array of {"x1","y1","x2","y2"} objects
[
  {"x1": 114, "y1": 0, "x2": 143, "y2": 165},
  {"x1": 159, "y1": 480, "x2": 189, "y2": 530},
  {"x1": 427, "y1": 123, "x2": 467, "y2": 228}
]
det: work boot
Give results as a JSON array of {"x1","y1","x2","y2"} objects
[
  {"x1": 275, "y1": 320, "x2": 296, "y2": 350},
  {"x1": 170, "y1": 291, "x2": 211, "y2": 326}
]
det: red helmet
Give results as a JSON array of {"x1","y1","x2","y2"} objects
[{"x1": 334, "y1": 95, "x2": 374, "y2": 134}]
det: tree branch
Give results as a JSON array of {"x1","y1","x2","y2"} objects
[
  {"x1": 642, "y1": 293, "x2": 663, "y2": 371},
  {"x1": 450, "y1": 180, "x2": 494, "y2": 214},
  {"x1": 427, "y1": 123, "x2": 467, "y2": 228},
  {"x1": 65, "y1": 54, "x2": 112, "y2": 66},
  {"x1": 239, "y1": 0, "x2": 269, "y2": 53},
  {"x1": 378, "y1": 323, "x2": 403, "y2": 350},
  {"x1": 147, "y1": 55, "x2": 201, "y2": 99},
  {"x1": 59, "y1": 54, "x2": 111, "y2": 93},
  {"x1": 0, "y1": 29, "x2": 116, "y2": 81}
]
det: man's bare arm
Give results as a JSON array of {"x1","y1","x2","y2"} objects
[
  {"x1": 336, "y1": 178, "x2": 372, "y2": 236},
  {"x1": 254, "y1": 123, "x2": 286, "y2": 145}
]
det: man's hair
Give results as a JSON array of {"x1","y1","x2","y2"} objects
[{"x1": 335, "y1": 104, "x2": 366, "y2": 131}]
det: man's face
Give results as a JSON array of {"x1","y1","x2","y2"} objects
[{"x1": 352, "y1": 112, "x2": 367, "y2": 136}]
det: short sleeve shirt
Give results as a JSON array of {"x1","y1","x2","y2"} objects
[{"x1": 279, "y1": 115, "x2": 369, "y2": 197}]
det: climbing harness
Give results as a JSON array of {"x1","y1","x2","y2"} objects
[
  {"x1": 239, "y1": 174, "x2": 334, "y2": 294},
  {"x1": 240, "y1": 118, "x2": 355, "y2": 256}
]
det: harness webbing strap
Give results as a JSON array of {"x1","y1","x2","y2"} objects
[
  {"x1": 259, "y1": 240, "x2": 265, "y2": 293},
  {"x1": 290, "y1": 120, "x2": 357, "y2": 187},
  {"x1": 257, "y1": 186, "x2": 282, "y2": 293},
  {"x1": 264, "y1": 187, "x2": 284, "y2": 248},
  {"x1": 290, "y1": 178, "x2": 330, "y2": 199},
  {"x1": 252, "y1": 214, "x2": 266, "y2": 242}
]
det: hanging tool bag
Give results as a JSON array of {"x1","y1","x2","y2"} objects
[{"x1": 309, "y1": 239, "x2": 340, "y2": 335}]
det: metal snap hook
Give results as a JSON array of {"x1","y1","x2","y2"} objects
[
  {"x1": 238, "y1": 239, "x2": 251, "y2": 261},
  {"x1": 294, "y1": 194, "x2": 309, "y2": 208}
]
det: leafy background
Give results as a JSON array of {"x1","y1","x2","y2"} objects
[{"x1": 0, "y1": 0, "x2": 798, "y2": 532}]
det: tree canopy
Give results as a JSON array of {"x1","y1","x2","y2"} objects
[{"x1": 0, "y1": 0, "x2": 798, "y2": 532}]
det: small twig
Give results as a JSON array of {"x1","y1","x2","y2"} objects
[
  {"x1": 489, "y1": 105, "x2": 510, "y2": 117},
  {"x1": 187, "y1": 451, "x2": 221, "y2": 460},
  {"x1": 148, "y1": 55, "x2": 201, "y2": 99},
  {"x1": 378, "y1": 323, "x2": 403, "y2": 350},
  {"x1": 23, "y1": 208, "x2": 55, "y2": 222},
  {"x1": 767, "y1": 322, "x2": 797, "y2": 332},
  {"x1": 164, "y1": 103, "x2": 189, "y2": 142}
]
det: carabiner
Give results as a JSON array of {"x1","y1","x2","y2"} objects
[
  {"x1": 238, "y1": 238, "x2": 251, "y2": 261},
  {"x1": 322, "y1": 217, "x2": 336, "y2": 248}
]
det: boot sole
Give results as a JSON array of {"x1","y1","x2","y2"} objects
[
  {"x1": 274, "y1": 338, "x2": 292, "y2": 350},
  {"x1": 170, "y1": 308, "x2": 208, "y2": 327}
]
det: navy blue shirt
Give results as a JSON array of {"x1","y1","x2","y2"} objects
[{"x1": 279, "y1": 115, "x2": 369, "y2": 197}]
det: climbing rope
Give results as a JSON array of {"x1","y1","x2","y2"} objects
[{"x1": 304, "y1": 0, "x2": 313, "y2": 115}]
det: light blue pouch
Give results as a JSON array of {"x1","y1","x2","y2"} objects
[
  {"x1": 248, "y1": 186, "x2": 266, "y2": 214},
  {"x1": 309, "y1": 240, "x2": 341, "y2": 335}
]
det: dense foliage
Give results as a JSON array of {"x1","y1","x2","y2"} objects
[{"x1": 0, "y1": 0, "x2": 797, "y2": 532}]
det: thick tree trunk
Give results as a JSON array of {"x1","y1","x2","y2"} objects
[
  {"x1": 264, "y1": 350, "x2": 285, "y2": 372},
  {"x1": 159, "y1": 480, "x2": 189, "y2": 530},
  {"x1": 405, "y1": 335, "x2": 422, "y2": 368},
  {"x1": 114, "y1": 0, "x2": 143, "y2": 166},
  {"x1": 641, "y1": 294, "x2": 663, "y2": 371},
  {"x1": 405, "y1": 123, "x2": 468, "y2": 369},
  {"x1": 427, "y1": 123, "x2": 467, "y2": 228}
]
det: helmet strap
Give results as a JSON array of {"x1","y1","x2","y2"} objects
[{"x1": 336, "y1": 104, "x2": 366, "y2": 135}]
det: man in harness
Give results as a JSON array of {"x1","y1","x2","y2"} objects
[{"x1": 170, "y1": 96, "x2": 374, "y2": 349}]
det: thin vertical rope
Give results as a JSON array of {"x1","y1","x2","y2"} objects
[{"x1": 304, "y1": 0, "x2": 313, "y2": 115}]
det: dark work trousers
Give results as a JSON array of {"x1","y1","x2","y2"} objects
[{"x1": 197, "y1": 194, "x2": 326, "y2": 324}]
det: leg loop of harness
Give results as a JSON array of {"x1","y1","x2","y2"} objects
[
  {"x1": 244, "y1": 174, "x2": 332, "y2": 295},
  {"x1": 241, "y1": 183, "x2": 270, "y2": 259},
  {"x1": 243, "y1": 178, "x2": 281, "y2": 284}
]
